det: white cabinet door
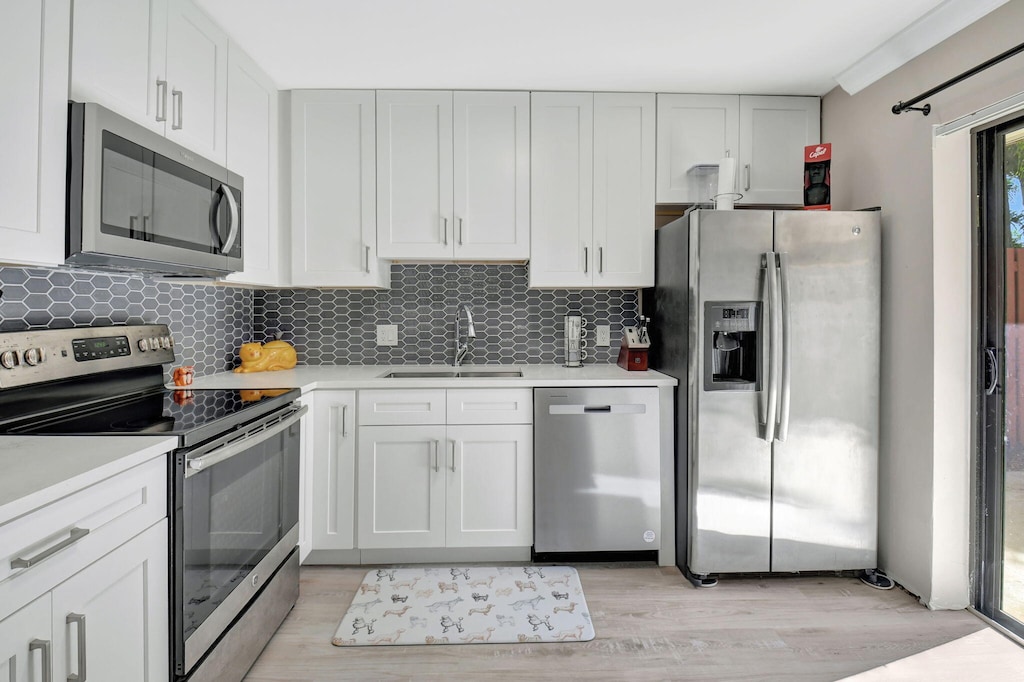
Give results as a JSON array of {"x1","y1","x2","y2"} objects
[
  {"x1": 446, "y1": 425, "x2": 533, "y2": 547},
  {"x1": 51, "y1": 520, "x2": 168, "y2": 682},
  {"x1": 297, "y1": 394, "x2": 314, "y2": 561},
  {"x1": 0, "y1": 595, "x2": 51, "y2": 682},
  {"x1": 594, "y1": 93, "x2": 655, "y2": 288},
  {"x1": 358, "y1": 425, "x2": 447, "y2": 549},
  {"x1": 291, "y1": 90, "x2": 388, "y2": 287},
  {"x1": 655, "y1": 94, "x2": 740, "y2": 203},
  {"x1": 377, "y1": 91, "x2": 454, "y2": 259},
  {"x1": 530, "y1": 92, "x2": 594, "y2": 287},
  {"x1": 224, "y1": 43, "x2": 280, "y2": 286},
  {"x1": 453, "y1": 91, "x2": 530, "y2": 260},
  {"x1": 70, "y1": 0, "x2": 168, "y2": 135},
  {"x1": 738, "y1": 96, "x2": 820, "y2": 205},
  {"x1": 164, "y1": 0, "x2": 228, "y2": 165},
  {"x1": 312, "y1": 391, "x2": 357, "y2": 551},
  {"x1": 0, "y1": 0, "x2": 70, "y2": 267}
]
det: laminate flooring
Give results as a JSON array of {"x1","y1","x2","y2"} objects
[{"x1": 244, "y1": 563, "x2": 997, "y2": 681}]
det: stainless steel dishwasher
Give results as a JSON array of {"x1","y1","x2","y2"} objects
[{"x1": 534, "y1": 387, "x2": 661, "y2": 554}]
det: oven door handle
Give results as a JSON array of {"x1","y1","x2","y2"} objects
[{"x1": 185, "y1": 404, "x2": 308, "y2": 478}]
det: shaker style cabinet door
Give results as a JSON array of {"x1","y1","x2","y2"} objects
[
  {"x1": 376, "y1": 91, "x2": 454, "y2": 260},
  {"x1": 0, "y1": 595, "x2": 51, "y2": 682},
  {"x1": 312, "y1": 391, "x2": 357, "y2": 551},
  {"x1": 655, "y1": 94, "x2": 740, "y2": 203},
  {"x1": 224, "y1": 43, "x2": 281, "y2": 286},
  {"x1": 50, "y1": 520, "x2": 169, "y2": 682},
  {"x1": 529, "y1": 92, "x2": 594, "y2": 287},
  {"x1": 737, "y1": 96, "x2": 820, "y2": 205},
  {"x1": 70, "y1": 0, "x2": 169, "y2": 136},
  {"x1": 291, "y1": 90, "x2": 388, "y2": 287},
  {"x1": 0, "y1": 0, "x2": 70, "y2": 267},
  {"x1": 593, "y1": 93, "x2": 655, "y2": 288},
  {"x1": 453, "y1": 91, "x2": 531, "y2": 260}
]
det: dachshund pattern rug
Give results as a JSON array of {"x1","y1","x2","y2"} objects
[{"x1": 332, "y1": 566, "x2": 595, "y2": 646}]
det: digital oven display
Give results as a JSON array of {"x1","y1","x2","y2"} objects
[{"x1": 72, "y1": 336, "x2": 131, "y2": 361}]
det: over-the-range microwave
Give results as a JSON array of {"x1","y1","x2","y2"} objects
[{"x1": 66, "y1": 101, "x2": 243, "y2": 278}]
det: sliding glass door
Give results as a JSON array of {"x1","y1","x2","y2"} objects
[{"x1": 977, "y1": 113, "x2": 1024, "y2": 638}]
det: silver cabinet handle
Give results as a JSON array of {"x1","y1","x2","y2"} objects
[
  {"x1": 11, "y1": 527, "x2": 90, "y2": 570},
  {"x1": 129, "y1": 215, "x2": 139, "y2": 237},
  {"x1": 776, "y1": 252, "x2": 792, "y2": 442},
  {"x1": 364, "y1": 245, "x2": 371, "y2": 273},
  {"x1": 156, "y1": 79, "x2": 167, "y2": 122},
  {"x1": 142, "y1": 215, "x2": 151, "y2": 238},
  {"x1": 744, "y1": 164, "x2": 751, "y2": 191},
  {"x1": 30, "y1": 639, "x2": 52, "y2": 682},
  {"x1": 171, "y1": 89, "x2": 183, "y2": 130},
  {"x1": 449, "y1": 441, "x2": 456, "y2": 472},
  {"x1": 66, "y1": 613, "x2": 86, "y2": 682},
  {"x1": 598, "y1": 246, "x2": 604, "y2": 274},
  {"x1": 340, "y1": 404, "x2": 348, "y2": 437},
  {"x1": 441, "y1": 218, "x2": 448, "y2": 246},
  {"x1": 985, "y1": 347, "x2": 999, "y2": 395},
  {"x1": 583, "y1": 246, "x2": 589, "y2": 274},
  {"x1": 432, "y1": 440, "x2": 439, "y2": 472},
  {"x1": 458, "y1": 217, "x2": 464, "y2": 246}
]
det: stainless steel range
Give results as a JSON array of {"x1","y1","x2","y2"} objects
[{"x1": 0, "y1": 324, "x2": 304, "y2": 682}]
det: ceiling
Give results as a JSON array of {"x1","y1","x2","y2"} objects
[{"x1": 195, "y1": 0, "x2": 994, "y2": 95}]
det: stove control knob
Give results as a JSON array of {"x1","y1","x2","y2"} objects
[
  {"x1": 23, "y1": 348, "x2": 44, "y2": 366},
  {"x1": 138, "y1": 339, "x2": 149, "y2": 352},
  {"x1": 161, "y1": 336, "x2": 171, "y2": 350},
  {"x1": 0, "y1": 350, "x2": 18, "y2": 369}
]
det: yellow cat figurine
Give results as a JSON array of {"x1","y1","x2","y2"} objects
[{"x1": 234, "y1": 340, "x2": 297, "y2": 373}]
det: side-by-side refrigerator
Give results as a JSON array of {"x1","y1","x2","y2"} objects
[{"x1": 652, "y1": 209, "x2": 880, "y2": 578}]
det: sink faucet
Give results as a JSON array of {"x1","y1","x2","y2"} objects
[{"x1": 454, "y1": 303, "x2": 476, "y2": 366}]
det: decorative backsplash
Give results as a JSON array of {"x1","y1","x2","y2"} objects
[
  {"x1": 0, "y1": 267, "x2": 254, "y2": 378},
  {"x1": 0, "y1": 263, "x2": 639, "y2": 373},
  {"x1": 256, "y1": 264, "x2": 640, "y2": 365}
]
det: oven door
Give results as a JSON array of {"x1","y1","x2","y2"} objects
[{"x1": 172, "y1": 403, "x2": 306, "y2": 677}]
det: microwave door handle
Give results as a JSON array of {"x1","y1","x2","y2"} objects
[
  {"x1": 220, "y1": 185, "x2": 240, "y2": 255},
  {"x1": 210, "y1": 187, "x2": 226, "y2": 251}
]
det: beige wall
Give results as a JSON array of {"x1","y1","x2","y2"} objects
[{"x1": 822, "y1": 0, "x2": 1024, "y2": 607}]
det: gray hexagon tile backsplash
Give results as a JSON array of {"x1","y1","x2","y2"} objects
[{"x1": 0, "y1": 263, "x2": 640, "y2": 372}]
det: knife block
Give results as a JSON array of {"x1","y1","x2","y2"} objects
[{"x1": 617, "y1": 340, "x2": 649, "y2": 371}]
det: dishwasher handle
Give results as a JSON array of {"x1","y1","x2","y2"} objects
[{"x1": 549, "y1": 403, "x2": 647, "y2": 415}]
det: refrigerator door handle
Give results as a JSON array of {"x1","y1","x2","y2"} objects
[
  {"x1": 762, "y1": 251, "x2": 779, "y2": 443},
  {"x1": 776, "y1": 252, "x2": 792, "y2": 442}
]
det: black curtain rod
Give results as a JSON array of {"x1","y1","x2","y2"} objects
[{"x1": 891, "y1": 39, "x2": 1024, "y2": 116}]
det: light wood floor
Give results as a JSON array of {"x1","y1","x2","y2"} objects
[{"x1": 245, "y1": 563, "x2": 992, "y2": 681}]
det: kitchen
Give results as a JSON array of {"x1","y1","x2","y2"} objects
[{"x1": 2, "y1": 0, "x2": 1024, "y2": 679}]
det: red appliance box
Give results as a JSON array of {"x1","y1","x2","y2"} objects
[{"x1": 803, "y1": 143, "x2": 831, "y2": 210}]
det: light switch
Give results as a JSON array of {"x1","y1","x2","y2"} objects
[
  {"x1": 596, "y1": 325, "x2": 611, "y2": 347},
  {"x1": 376, "y1": 325, "x2": 398, "y2": 346}
]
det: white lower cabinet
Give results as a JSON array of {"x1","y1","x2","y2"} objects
[
  {"x1": 311, "y1": 391, "x2": 357, "y2": 551},
  {"x1": 356, "y1": 389, "x2": 533, "y2": 550},
  {"x1": 0, "y1": 594, "x2": 51, "y2": 682}
]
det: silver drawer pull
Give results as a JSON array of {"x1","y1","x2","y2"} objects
[
  {"x1": 67, "y1": 613, "x2": 87, "y2": 681},
  {"x1": 30, "y1": 639, "x2": 52, "y2": 682},
  {"x1": 11, "y1": 528, "x2": 90, "y2": 570}
]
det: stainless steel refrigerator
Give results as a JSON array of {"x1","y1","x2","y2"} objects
[{"x1": 650, "y1": 209, "x2": 880, "y2": 579}]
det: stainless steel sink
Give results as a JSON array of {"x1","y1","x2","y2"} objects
[{"x1": 384, "y1": 369, "x2": 522, "y2": 379}]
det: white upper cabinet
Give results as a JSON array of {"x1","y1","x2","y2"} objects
[
  {"x1": 377, "y1": 91, "x2": 530, "y2": 261},
  {"x1": 376, "y1": 91, "x2": 454, "y2": 260},
  {"x1": 738, "y1": 95, "x2": 821, "y2": 205},
  {"x1": 453, "y1": 91, "x2": 530, "y2": 260},
  {"x1": 224, "y1": 43, "x2": 280, "y2": 286},
  {"x1": 656, "y1": 94, "x2": 740, "y2": 203},
  {"x1": 530, "y1": 92, "x2": 654, "y2": 288},
  {"x1": 0, "y1": 0, "x2": 69, "y2": 267},
  {"x1": 593, "y1": 93, "x2": 655, "y2": 288},
  {"x1": 71, "y1": 0, "x2": 228, "y2": 165},
  {"x1": 291, "y1": 90, "x2": 389, "y2": 287}
]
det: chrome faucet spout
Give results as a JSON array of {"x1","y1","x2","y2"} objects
[{"x1": 454, "y1": 303, "x2": 476, "y2": 366}]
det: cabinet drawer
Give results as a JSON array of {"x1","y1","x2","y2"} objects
[
  {"x1": 0, "y1": 456, "x2": 167, "y2": 621},
  {"x1": 447, "y1": 389, "x2": 533, "y2": 425},
  {"x1": 358, "y1": 389, "x2": 446, "y2": 425}
]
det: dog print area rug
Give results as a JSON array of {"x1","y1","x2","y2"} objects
[{"x1": 332, "y1": 566, "x2": 595, "y2": 646}]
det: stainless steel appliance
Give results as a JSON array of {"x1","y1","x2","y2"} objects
[
  {"x1": 0, "y1": 325, "x2": 303, "y2": 681},
  {"x1": 649, "y1": 209, "x2": 880, "y2": 581},
  {"x1": 534, "y1": 387, "x2": 661, "y2": 554},
  {"x1": 67, "y1": 102, "x2": 244, "y2": 278},
  {"x1": 563, "y1": 313, "x2": 585, "y2": 367}
]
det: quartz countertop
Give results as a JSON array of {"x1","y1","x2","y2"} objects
[
  {"x1": 0, "y1": 435, "x2": 178, "y2": 526},
  {"x1": 182, "y1": 364, "x2": 678, "y2": 392}
]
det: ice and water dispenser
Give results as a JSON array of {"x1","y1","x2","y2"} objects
[{"x1": 703, "y1": 301, "x2": 760, "y2": 391}]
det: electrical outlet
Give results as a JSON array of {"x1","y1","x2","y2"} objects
[
  {"x1": 596, "y1": 325, "x2": 611, "y2": 347},
  {"x1": 376, "y1": 324, "x2": 398, "y2": 347}
]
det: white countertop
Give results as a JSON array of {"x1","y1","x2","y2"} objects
[
  {"x1": 183, "y1": 364, "x2": 678, "y2": 392},
  {"x1": 0, "y1": 435, "x2": 178, "y2": 526}
]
